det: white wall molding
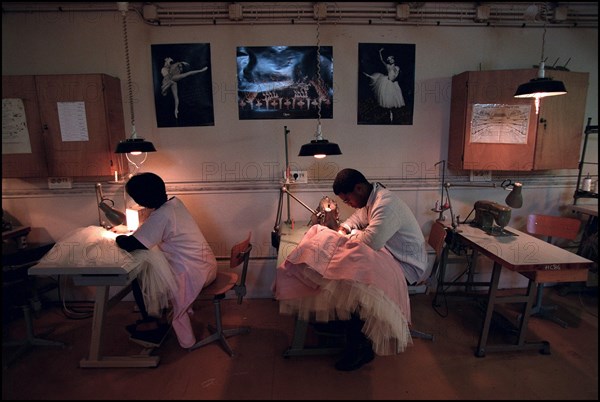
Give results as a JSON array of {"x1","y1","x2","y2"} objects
[{"x1": 1, "y1": 175, "x2": 581, "y2": 199}]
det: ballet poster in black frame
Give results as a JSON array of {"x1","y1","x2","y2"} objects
[
  {"x1": 151, "y1": 43, "x2": 214, "y2": 128},
  {"x1": 358, "y1": 43, "x2": 415, "y2": 125}
]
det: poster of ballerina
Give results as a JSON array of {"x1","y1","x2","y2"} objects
[
  {"x1": 358, "y1": 43, "x2": 415, "y2": 125},
  {"x1": 151, "y1": 43, "x2": 214, "y2": 128},
  {"x1": 236, "y1": 46, "x2": 333, "y2": 120}
]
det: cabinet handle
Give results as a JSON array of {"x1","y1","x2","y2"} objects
[{"x1": 539, "y1": 118, "x2": 547, "y2": 130}]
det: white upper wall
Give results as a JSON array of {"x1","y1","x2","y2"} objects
[{"x1": 2, "y1": 6, "x2": 597, "y2": 184}]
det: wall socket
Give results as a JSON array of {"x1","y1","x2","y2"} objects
[
  {"x1": 285, "y1": 170, "x2": 308, "y2": 183},
  {"x1": 469, "y1": 170, "x2": 492, "y2": 182},
  {"x1": 48, "y1": 177, "x2": 73, "y2": 189}
]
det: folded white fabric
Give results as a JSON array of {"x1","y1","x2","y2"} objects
[{"x1": 39, "y1": 225, "x2": 177, "y2": 317}]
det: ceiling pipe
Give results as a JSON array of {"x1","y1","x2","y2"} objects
[{"x1": 2, "y1": 2, "x2": 597, "y2": 28}]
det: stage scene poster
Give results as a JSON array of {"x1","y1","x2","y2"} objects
[
  {"x1": 358, "y1": 43, "x2": 415, "y2": 125},
  {"x1": 151, "y1": 43, "x2": 214, "y2": 128},
  {"x1": 236, "y1": 46, "x2": 333, "y2": 120}
]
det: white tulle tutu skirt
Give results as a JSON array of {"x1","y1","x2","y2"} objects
[{"x1": 275, "y1": 225, "x2": 413, "y2": 356}]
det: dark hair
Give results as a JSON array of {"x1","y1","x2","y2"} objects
[
  {"x1": 126, "y1": 172, "x2": 168, "y2": 209},
  {"x1": 333, "y1": 168, "x2": 369, "y2": 195}
]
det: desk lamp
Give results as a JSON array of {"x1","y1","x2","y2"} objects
[
  {"x1": 271, "y1": 182, "x2": 324, "y2": 249},
  {"x1": 95, "y1": 183, "x2": 126, "y2": 228}
]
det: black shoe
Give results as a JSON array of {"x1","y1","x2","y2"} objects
[
  {"x1": 334, "y1": 344, "x2": 375, "y2": 371},
  {"x1": 125, "y1": 323, "x2": 138, "y2": 336},
  {"x1": 136, "y1": 316, "x2": 159, "y2": 325},
  {"x1": 129, "y1": 324, "x2": 171, "y2": 348},
  {"x1": 312, "y1": 320, "x2": 348, "y2": 336},
  {"x1": 126, "y1": 316, "x2": 161, "y2": 336}
]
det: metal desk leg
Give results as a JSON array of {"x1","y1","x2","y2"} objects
[
  {"x1": 466, "y1": 250, "x2": 478, "y2": 293},
  {"x1": 475, "y1": 261, "x2": 502, "y2": 357},
  {"x1": 516, "y1": 279, "x2": 537, "y2": 346},
  {"x1": 476, "y1": 264, "x2": 550, "y2": 357},
  {"x1": 79, "y1": 285, "x2": 160, "y2": 368},
  {"x1": 283, "y1": 317, "x2": 343, "y2": 358},
  {"x1": 87, "y1": 285, "x2": 109, "y2": 362}
]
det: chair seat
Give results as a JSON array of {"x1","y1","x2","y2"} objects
[
  {"x1": 196, "y1": 272, "x2": 238, "y2": 300},
  {"x1": 189, "y1": 237, "x2": 252, "y2": 357}
]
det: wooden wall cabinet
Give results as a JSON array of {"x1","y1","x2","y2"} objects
[
  {"x1": 2, "y1": 74, "x2": 127, "y2": 179},
  {"x1": 448, "y1": 69, "x2": 589, "y2": 171}
]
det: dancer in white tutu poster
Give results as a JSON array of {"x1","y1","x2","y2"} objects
[{"x1": 358, "y1": 43, "x2": 415, "y2": 125}]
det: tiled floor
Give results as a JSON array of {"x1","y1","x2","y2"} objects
[{"x1": 2, "y1": 287, "x2": 598, "y2": 400}]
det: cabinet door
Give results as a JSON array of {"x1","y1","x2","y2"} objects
[
  {"x1": 533, "y1": 71, "x2": 589, "y2": 169},
  {"x1": 449, "y1": 69, "x2": 589, "y2": 172},
  {"x1": 2, "y1": 75, "x2": 49, "y2": 178},
  {"x1": 35, "y1": 74, "x2": 126, "y2": 178},
  {"x1": 448, "y1": 70, "x2": 538, "y2": 171}
]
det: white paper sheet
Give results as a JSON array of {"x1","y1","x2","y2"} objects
[
  {"x1": 2, "y1": 98, "x2": 32, "y2": 154},
  {"x1": 57, "y1": 101, "x2": 89, "y2": 142}
]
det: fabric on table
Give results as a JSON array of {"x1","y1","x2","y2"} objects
[
  {"x1": 38, "y1": 226, "x2": 177, "y2": 317},
  {"x1": 274, "y1": 224, "x2": 412, "y2": 355}
]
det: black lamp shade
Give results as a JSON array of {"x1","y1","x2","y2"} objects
[
  {"x1": 504, "y1": 182, "x2": 523, "y2": 209},
  {"x1": 514, "y1": 78, "x2": 567, "y2": 98},
  {"x1": 298, "y1": 139, "x2": 342, "y2": 157},
  {"x1": 115, "y1": 138, "x2": 156, "y2": 154},
  {"x1": 98, "y1": 201, "x2": 126, "y2": 226}
]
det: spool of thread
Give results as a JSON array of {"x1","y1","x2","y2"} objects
[{"x1": 582, "y1": 175, "x2": 592, "y2": 192}]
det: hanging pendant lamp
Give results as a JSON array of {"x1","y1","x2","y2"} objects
[
  {"x1": 115, "y1": 2, "x2": 156, "y2": 158},
  {"x1": 514, "y1": 25, "x2": 567, "y2": 114},
  {"x1": 298, "y1": 4, "x2": 341, "y2": 159}
]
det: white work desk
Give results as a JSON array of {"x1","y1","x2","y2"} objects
[
  {"x1": 29, "y1": 259, "x2": 161, "y2": 368},
  {"x1": 448, "y1": 223, "x2": 592, "y2": 357}
]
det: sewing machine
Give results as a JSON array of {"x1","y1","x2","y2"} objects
[{"x1": 472, "y1": 200, "x2": 514, "y2": 236}]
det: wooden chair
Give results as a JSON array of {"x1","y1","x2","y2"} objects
[
  {"x1": 410, "y1": 221, "x2": 448, "y2": 341},
  {"x1": 525, "y1": 214, "x2": 582, "y2": 328},
  {"x1": 189, "y1": 234, "x2": 252, "y2": 356}
]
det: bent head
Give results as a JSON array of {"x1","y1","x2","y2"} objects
[
  {"x1": 333, "y1": 168, "x2": 372, "y2": 209},
  {"x1": 126, "y1": 172, "x2": 168, "y2": 209}
]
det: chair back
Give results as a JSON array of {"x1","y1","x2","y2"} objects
[
  {"x1": 230, "y1": 233, "x2": 252, "y2": 304},
  {"x1": 526, "y1": 214, "x2": 581, "y2": 243}
]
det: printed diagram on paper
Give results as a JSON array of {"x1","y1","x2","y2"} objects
[
  {"x1": 470, "y1": 104, "x2": 531, "y2": 144},
  {"x1": 2, "y1": 98, "x2": 32, "y2": 154}
]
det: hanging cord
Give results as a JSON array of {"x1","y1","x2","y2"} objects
[
  {"x1": 58, "y1": 276, "x2": 94, "y2": 319},
  {"x1": 431, "y1": 249, "x2": 476, "y2": 318},
  {"x1": 315, "y1": 15, "x2": 322, "y2": 137},
  {"x1": 540, "y1": 24, "x2": 547, "y2": 66},
  {"x1": 536, "y1": 3, "x2": 549, "y2": 76},
  {"x1": 121, "y1": 7, "x2": 135, "y2": 133},
  {"x1": 120, "y1": 4, "x2": 146, "y2": 178}
]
